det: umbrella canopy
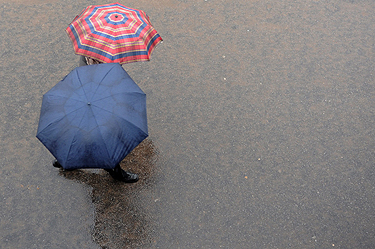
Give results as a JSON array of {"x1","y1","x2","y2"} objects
[
  {"x1": 66, "y1": 2, "x2": 162, "y2": 64},
  {"x1": 36, "y1": 63, "x2": 148, "y2": 170}
]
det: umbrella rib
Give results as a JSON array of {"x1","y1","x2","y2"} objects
[
  {"x1": 89, "y1": 64, "x2": 117, "y2": 102},
  {"x1": 74, "y1": 65, "x2": 115, "y2": 104},
  {"x1": 45, "y1": 93, "x2": 88, "y2": 104},
  {"x1": 75, "y1": 69, "x2": 90, "y2": 103},
  {"x1": 38, "y1": 104, "x2": 88, "y2": 136},
  {"x1": 38, "y1": 105, "x2": 89, "y2": 166},
  {"x1": 88, "y1": 106, "x2": 113, "y2": 165},
  {"x1": 92, "y1": 91, "x2": 145, "y2": 103},
  {"x1": 99, "y1": 64, "x2": 116, "y2": 83},
  {"x1": 64, "y1": 106, "x2": 92, "y2": 166},
  {"x1": 91, "y1": 104, "x2": 146, "y2": 134}
]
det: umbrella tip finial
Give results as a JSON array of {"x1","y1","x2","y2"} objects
[{"x1": 87, "y1": 102, "x2": 91, "y2": 106}]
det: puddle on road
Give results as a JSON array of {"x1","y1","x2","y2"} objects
[{"x1": 59, "y1": 139, "x2": 159, "y2": 248}]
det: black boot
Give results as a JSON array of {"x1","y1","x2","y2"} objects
[
  {"x1": 53, "y1": 159, "x2": 63, "y2": 169},
  {"x1": 105, "y1": 164, "x2": 139, "y2": 183}
]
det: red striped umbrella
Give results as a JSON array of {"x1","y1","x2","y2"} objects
[{"x1": 66, "y1": 2, "x2": 162, "y2": 64}]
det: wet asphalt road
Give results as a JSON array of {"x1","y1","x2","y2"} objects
[{"x1": 1, "y1": 0, "x2": 375, "y2": 248}]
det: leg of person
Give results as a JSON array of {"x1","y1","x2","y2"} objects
[
  {"x1": 79, "y1": 55, "x2": 88, "y2": 66},
  {"x1": 105, "y1": 164, "x2": 139, "y2": 183}
]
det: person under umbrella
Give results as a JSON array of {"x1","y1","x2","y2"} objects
[
  {"x1": 79, "y1": 55, "x2": 103, "y2": 66},
  {"x1": 66, "y1": 2, "x2": 162, "y2": 65},
  {"x1": 38, "y1": 63, "x2": 148, "y2": 183},
  {"x1": 57, "y1": 3, "x2": 161, "y2": 182},
  {"x1": 69, "y1": 44, "x2": 137, "y2": 183},
  {"x1": 56, "y1": 44, "x2": 137, "y2": 183}
]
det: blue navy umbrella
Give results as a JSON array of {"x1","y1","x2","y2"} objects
[{"x1": 36, "y1": 63, "x2": 148, "y2": 170}]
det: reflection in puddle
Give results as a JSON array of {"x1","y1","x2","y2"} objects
[{"x1": 59, "y1": 139, "x2": 158, "y2": 248}]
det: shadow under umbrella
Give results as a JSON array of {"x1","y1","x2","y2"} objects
[{"x1": 60, "y1": 138, "x2": 159, "y2": 248}]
